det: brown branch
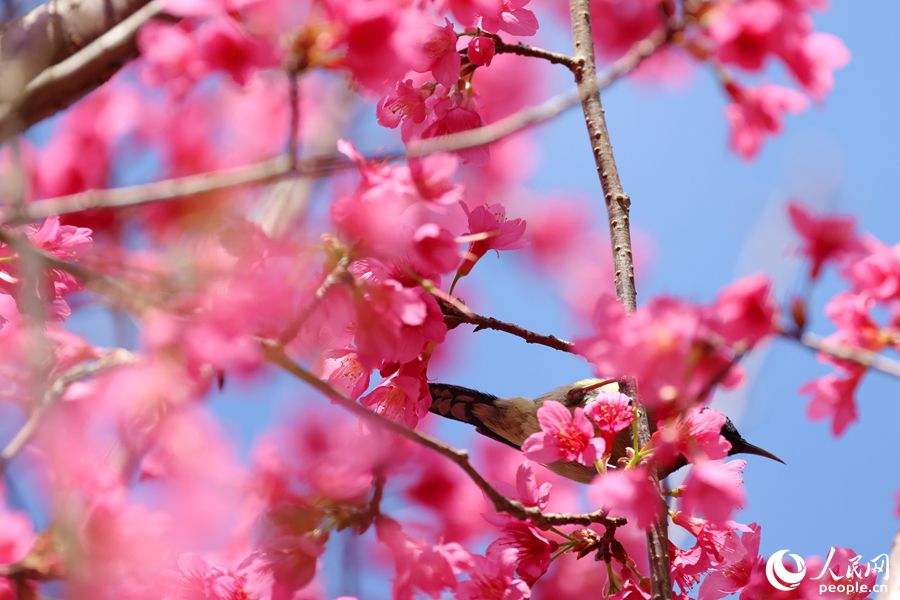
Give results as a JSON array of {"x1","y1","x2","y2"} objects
[
  {"x1": 262, "y1": 340, "x2": 625, "y2": 530},
  {"x1": 0, "y1": 0, "x2": 157, "y2": 144},
  {"x1": 0, "y1": 348, "x2": 137, "y2": 475},
  {"x1": 488, "y1": 34, "x2": 577, "y2": 71},
  {"x1": 439, "y1": 299, "x2": 575, "y2": 353},
  {"x1": 568, "y1": 0, "x2": 674, "y2": 598},
  {"x1": 786, "y1": 330, "x2": 900, "y2": 379}
]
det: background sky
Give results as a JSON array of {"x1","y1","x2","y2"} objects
[{"x1": 19, "y1": 0, "x2": 900, "y2": 597}]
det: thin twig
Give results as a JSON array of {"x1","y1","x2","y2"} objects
[
  {"x1": 489, "y1": 34, "x2": 577, "y2": 71},
  {"x1": 262, "y1": 340, "x2": 625, "y2": 530},
  {"x1": 0, "y1": 349, "x2": 137, "y2": 475},
  {"x1": 568, "y1": 0, "x2": 675, "y2": 597},
  {"x1": 439, "y1": 299, "x2": 574, "y2": 353},
  {"x1": 787, "y1": 330, "x2": 900, "y2": 379},
  {"x1": 278, "y1": 254, "x2": 351, "y2": 345}
]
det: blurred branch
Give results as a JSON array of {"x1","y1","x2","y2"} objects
[
  {"x1": 0, "y1": 348, "x2": 137, "y2": 475},
  {"x1": 439, "y1": 299, "x2": 575, "y2": 353},
  {"x1": 6, "y1": 26, "x2": 668, "y2": 225},
  {"x1": 262, "y1": 340, "x2": 625, "y2": 530},
  {"x1": 786, "y1": 330, "x2": 900, "y2": 379},
  {"x1": 0, "y1": 0, "x2": 158, "y2": 143}
]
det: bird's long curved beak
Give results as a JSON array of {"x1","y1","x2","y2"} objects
[{"x1": 731, "y1": 438, "x2": 786, "y2": 465}]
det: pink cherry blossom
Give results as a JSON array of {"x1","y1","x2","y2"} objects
[
  {"x1": 589, "y1": 467, "x2": 662, "y2": 530},
  {"x1": 455, "y1": 549, "x2": 531, "y2": 600},
  {"x1": 800, "y1": 367, "x2": 863, "y2": 436},
  {"x1": 652, "y1": 407, "x2": 731, "y2": 470},
  {"x1": 842, "y1": 238, "x2": 900, "y2": 302},
  {"x1": 679, "y1": 460, "x2": 747, "y2": 524},
  {"x1": 724, "y1": 82, "x2": 808, "y2": 160},
  {"x1": 468, "y1": 36, "x2": 495, "y2": 66},
  {"x1": 706, "y1": 274, "x2": 779, "y2": 347},
  {"x1": 360, "y1": 372, "x2": 430, "y2": 428},
  {"x1": 378, "y1": 79, "x2": 433, "y2": 130},
  {"x1": 310, "y1": 348, "x2": 371, "y2": 399},
  {"x1": 454, "y1": 201, "x2": 526, "y2": 279},
  {"x1": 195, "y1": 16, "x2": 282, "y2": 86},
  {"x1": 477, "y1": 0, "x2": 539, "y2": 37},
  {"x1": 583, "y1": 390, "x2": 633, "y2": 451},
  {"x1": 788, "y1": 200, "x2": 865, "y2": 280},
  {"x1": 522, "y1": 400, "x2": 605, "y2": 467},
  {"x1": 696, "y1": 524, "x2": 762, "y2": 600},
  {"x1": 137, "y1": 20, "x2": 208, "y2": 97},
  {"x1": 710, "y1": 0, "x2": 783, "y2": 70},
  {"x1": 413, "y1": 19, "x2": 461, "y2": 88}
]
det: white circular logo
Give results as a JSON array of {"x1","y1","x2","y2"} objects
[{"x1": 766, "y1": 549, "x2": 807, "y2": 591}]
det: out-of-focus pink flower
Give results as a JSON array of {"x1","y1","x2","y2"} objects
[
  {"x1": 477, "y1": 0, "x2": 538, "y2": 36},
  {"x1": 575, "y1": 294, "x2": 742, "y2": 421},
  {"x1": 311, "y1": 348, "x2": 371, "y2": 399},
  {"x1": 589, "y1": 467, "x2": 662, "y2": 530},
  {"x1": 788, "y1": 200, "x2": 865, "y2": 280},
  {"x1": 584, "y1": 391, "x2": 633, "y2": 451},
  {"x1": 413, "y1": 19, "x2": 461, "y2": 87},
  {"x1": 412, "y1": 223, "x2": 461, "y2": 274},
  {"x1": 522, "y1": 401, "x2": 605, "y2": 467},
  {"x1": 195, "y1": 16, "x2": 282, "y2": 86},
  {"x1": 679, "y1": 460, "x2": 747, "y2": 524},
  {"x1": 137, "y1": 20, "x2": 207, "y2": 98},
  {"x1": 456, "y1": 549, "x2": 531, "y2": 600},
  {"x1": 724, "y1": 83, "x2": 808, "y2": 160},
  {"x1": 159, "y1": 553, "x2": 248, "y2": 600},
  {"x1": 455, "y1": 201, "x2": 526, "y2": 279},
  {"x1": 420, "y1": 92, "x2": 491, "y2": 166},
  {"x1": 468, "y1": 36, "x2": 495, "y2": 66},
  {"x1": 710, "y1": 0, "x2": 783, "y2": 70},
  {"x1": 800, "y1": 367, "x2": 864, "y2": 437},
  {"x1": 321, "y1": 0, "x2": 428, "y2": 94},
  {"x1": 652, "y1": 408, "x2": 731, "y2": 470},
  {"x1": 589, "y1": 0, "x2": 665, "y2": 60},
  {"x1": 843, "y1": 239, "x2": 900, "y2": 302},
  {"x1": 696, "y1": 524, "x2": 762, "y2": 600},
  {"x1": 237, "y1": 533, "x2": 325, "y2": 600},
  {"x1": 707, "y1": 274, "x2": 779, "y2": 347},
  {"x1": 376, "y1": 516, "x2": 471, "y2": 600},
  {"x1": 780, "y1": 32, "x2": 850, "y2": 102}
]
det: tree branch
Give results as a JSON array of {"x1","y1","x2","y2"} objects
[
  {"x1": 439, "y1": 299, "x2": 575, "y2": 353},
  {"x1": 0, "y1": 348, "x2": 137, "y2": 475},
  {"x1": 6, "y1": 29, "x2": 668, "y2": 226},
  {"x1": 262, "y1": 340, "x2": 625, "y2": 530},
  {"x1": 786, "y1": 330, "x2": 900, "y2": 380},
  {"x1": 568, "y1": 0, "x2": 674, "y2": 597},
  {"x1": 489, "y1": 34, "x2": 577, "y2": 71},
  {"x1": 0, "y1": 0, "x2": 156, "y2": 143}
]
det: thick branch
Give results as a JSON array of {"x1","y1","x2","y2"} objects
[
  {"x1": 0, "y1": 0, "x2": 156, "y2": 143},
  {"x1": 568, "y1": 0, "x2": 672, "y2": 597},
  {"x1": 262, "y1": 340, "x2": 625, "y2": 530}
]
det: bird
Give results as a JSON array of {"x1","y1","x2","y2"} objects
[{"x1": 428, "y1": 378, "x2": 784, "y2": 483}]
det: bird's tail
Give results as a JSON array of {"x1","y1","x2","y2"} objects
[{"x1": 427, "y1": 383, "x2": 521, "y2": 450}]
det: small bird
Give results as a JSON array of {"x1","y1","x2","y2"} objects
[{"x1": 428, "y1": 378, "x2": 784, "y2": 483}]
